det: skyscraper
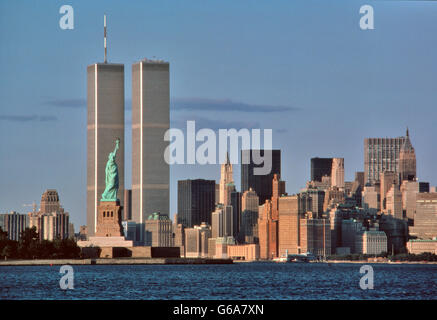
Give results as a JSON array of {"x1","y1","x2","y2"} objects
[
  {"x1": 399, "y1": 128, "x2": 416, "y2": 182},
  {"x1": 177, "y1": 179, "x2": 216, "y2": 228},
  {"x1": 241, "y1": 188, "x2": 259, "y2": 243},
  {"x1": 29, "y1": 189, "x2": 70, "y2": 240},
  {"x1": 364, "y1": 129, "x2": 414, "y2": 184},
  {"x1": 219, "y1": 153, "x2": 234, "y2": 205},
  {"x1": 380, "y1": 171, "x2": 398, "y2": 212},
  {"x1": 123, "y1": 189, "x2": 132, "y2": 221},
  {"x1": 331, "y1": 158, "x2": 345, "y2": 188},
  {"x1": 132, "y1": 59, "x2": 170, "y2": 243},
  {"x1": 230, "y1": 191, "x2": 242, "y2": 241},
  {"x1": 241, "y1": 149, "x2": 281, "y2": 205},
  {"x1": 211, "y1": 205, "x2": 233, "y2": 238},
  {"x1": 278, "y1": 195, "x2": 300, "y2": 257},
  {"x1": 410, "y1": 193, "x2": 437, "y2": 239},
  {"x1": 86, "y1": 62, "x2": 125, "y2": 236},
  {"x1": 144, "y1": 212, "x2": 173, "y2": 247},
  {"x1": 310, "y1": 158, "x2": 333, "y2": 182}
]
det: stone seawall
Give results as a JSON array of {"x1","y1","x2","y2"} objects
[{"x1": 0, "y1": 258, "x2": 233, "y2": 266}]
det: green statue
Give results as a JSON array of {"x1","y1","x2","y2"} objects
[{"x1": 101, "y1": 138, "x2": 120, "y2": 201}]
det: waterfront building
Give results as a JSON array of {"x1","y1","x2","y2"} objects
[
  {"x1": 211, "y1": 236, "x2": 236, "y2": 259},
  {"x1": 355, "y1": 231, "x2": 388, "y2": 255},
  {"x1": 407, "y1": 239, "x2": 437, "y2": 254},
  {"x1": 227, "y1": 243, "x2": 260, "y2": 261},
  {"x1": 177, "y1": 179, "x2": 215, "y2": 228},
  {"x1": 241, "y1": 149, "x2": 281, "y2": 205},
  {"x1": 184, "y1": 223, "x2": 211, "y2": 258},
  {"x1": 144, "y1": 212, "x2": 173, "y2": 247},
  {"x1": 0, "y1": 211, "x2": 28, "y2": 241},
  {"x1": 341, "y1": 219, "x2": 364, "y2": 254},
  {"x1": 299, "y1": 213, "x2": 331, "y2": 258},
  {"x1": 131, "y1": 59, "x2": 170, "y2": 243},
  {"x1": 87, "y1": 61, "x2": 125, "y2": 237},
  {"x1": 379, "y1": 215, "x2": 408, "y2": 254}
]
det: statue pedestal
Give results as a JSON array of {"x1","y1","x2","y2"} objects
[
  {"x1": 96, "y1": 200, "x2": 124, "y2": 237},
  {"x1": 77, "y1": 236, "x2": 133, "y2": 248},
  {"x1": 77, "y1": 200, "x2": 133, "y2": 248}
]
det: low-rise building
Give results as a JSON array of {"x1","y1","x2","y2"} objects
[
  {"x1": 0, "y1": 211, "x2": 28, "y2": 241},
  {"x1": 406, "y1": 239, "x2": 437, "y2": 254},
  {"x1": 355, "y1": 231, "x2": 387, "y2": 255},
  {"x1": 227, "y1": 243, "x2": 260, "y2": 261}
]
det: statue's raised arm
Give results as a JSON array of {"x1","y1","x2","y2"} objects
[{"x1": 113, "y1": 138, "x2": 120, "y2": 155}]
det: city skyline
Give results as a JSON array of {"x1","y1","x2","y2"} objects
[{"x1": 1, "y1": 1, "x2": 437, "y2": 230}]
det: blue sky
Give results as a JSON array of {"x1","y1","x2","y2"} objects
[{"x1": 1, "y1": 0, "x2": 437, "y2": 229}]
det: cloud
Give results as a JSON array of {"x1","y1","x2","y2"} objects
[
  {"x1": 275, "y1": 128, "x2": 288, "y2": 134},
  {"x1": 171, "y1": 97, "x2": 298, "y2": 113},
  {"x1": 45, "y1": 98, "x2": 133, "y2": 110},
  {"x1": 171, "y1": 115, "x2": 260, "y2": 131},
  {"x1": 45, "y1": 98, "x2": 86, "y2": 108},
  {"x1": 0, "y1": 115, "x2": 58, "y2": 122},
  {"x1": 39, "y1": 115, "x2": 58, "y2": 122},
  {"x1": 43, "y1": 97, "x2": 297, "y2": 114}
]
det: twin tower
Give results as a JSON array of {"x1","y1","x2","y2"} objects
[{"x1": 86, "y1": 59, "x2": 170, "y2": 243}]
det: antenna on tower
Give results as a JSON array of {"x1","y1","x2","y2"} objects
[{"x1": 104, "y1": 14, "x2": 107, "y2": 63}]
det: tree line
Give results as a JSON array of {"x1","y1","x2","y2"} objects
[
  {"x1": 0, "y1": 226, "x2": 81, "y2": 260},
  {"x1": 327, "y1": 252, "x2": 437, "y2": 262}
]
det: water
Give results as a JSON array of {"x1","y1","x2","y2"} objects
[{"x1": 0, "y1": 262, "x2": 436, "y2": 300}]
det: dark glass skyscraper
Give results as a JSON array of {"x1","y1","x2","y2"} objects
[
  {"x1": 177, "y1": 179, "x2": 216, "y2": 228},
  {"x1": 310, "y1": 157, "x2": 333, "y2": 182},
  {"x1": 230, "y1": 191, "x2": 242, "y2": 241},
  {"x1": 241, "y1": 149, "x2": 281, "y2": 205}
]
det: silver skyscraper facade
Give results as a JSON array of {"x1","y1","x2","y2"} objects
[
  {"x1": 132, "y1": 59, "x2": 169, "y2": 243},
  {"x1": 87, "y1": 63, "x2": 125, "y2": 236}
]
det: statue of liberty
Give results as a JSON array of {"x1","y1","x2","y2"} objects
[{"x1": 101, "y1": 138, "x2": 120, "y2": 201}]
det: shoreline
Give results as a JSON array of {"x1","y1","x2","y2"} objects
[
  {"x1": 1, "y1": 258, "x2": 436, "y2": 266},
  {"x1": 322, "y1": 260, "x2": 437, "y2": 265},
  {"x1": 0, "y1": 257, "x2": 233, "y2": 266}
]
